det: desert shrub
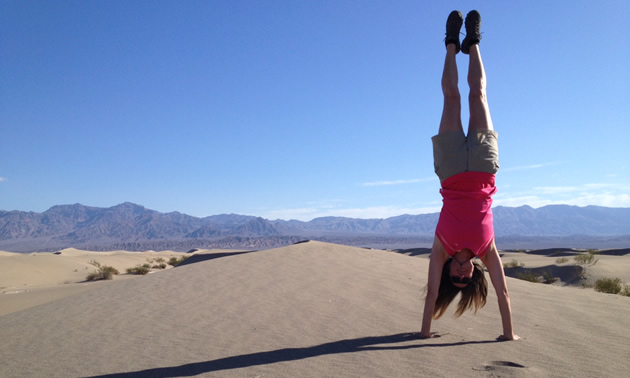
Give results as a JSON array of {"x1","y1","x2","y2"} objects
[
  {"x1": 168, "y1": 255, "x2": 190, "y2": 267},
  {"x1": 555, "y1": 257, "x2": 569, "y2": 264},
  {"x1": 542, "y1": 271, "x2": 557, "y2": 284},
  {"x1": 504, "y1": 259, "x2": 525, "y2": 269},
  {"x1": 621, "y1": 284, "x2": 630, "y2": 297},
  {"x1": 575, "y1": 251, "x2": 599, "y2": 266},
  {"x1": 86, "y1": 261, "x2": 119, "y2": 281},
  {"x1": 154, "y1": 257, "x2": 165, "y2": 263},
  {"x1": 152, "y1": 263, "x2": 167, "y2": 270},
  {"x1": 516, "y1": 271, "x2": 540, "y2": 283},
  {"x1": 594, "y1": 277, "x2": 622, "y2": 294},
  {"x1": 126, "y1": 265, "x2": 151, "y2": 275}
]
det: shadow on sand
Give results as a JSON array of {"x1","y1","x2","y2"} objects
[
  {"x1": 87, "y1": 333, "x2": 497, "y2": 377},
  {"x1": 174, "y1": 251, "x2": 254, "y2": 267}
]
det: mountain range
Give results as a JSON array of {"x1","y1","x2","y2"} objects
[{"x1": 1, "y1": 202, "x2": 629, "y2": 252}]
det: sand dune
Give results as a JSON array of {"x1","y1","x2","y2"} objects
[
  {"x1": 1, "y1": 241, "x2": 629, "y2": 377},
  {"x1": 0, "y1": 248, "x2": 240, "y2": 315}
]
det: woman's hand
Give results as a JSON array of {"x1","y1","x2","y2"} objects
[
  {"x1": 414, "y1": 332, "x2": 441, "y2": 339},
  {"x1": 420, "y1": 238, "x2": 450, "y2": 339},
  {"x1": 481, "y1": 243, "x2": 517, "y2": 341},
  {"x1": 497, "y1": 334, "x2": 520, "y2": 341}
]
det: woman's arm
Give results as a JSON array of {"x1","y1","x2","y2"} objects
[
  {"x1": 480, "y1": 242, "x2": 519, "y2": 340},
  {"x1": 419, "y1": 237, "x2": 449, "y2": 338}
]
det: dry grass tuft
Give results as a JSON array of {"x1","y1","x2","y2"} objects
[
  {"x1": 594, "y1": 277, "x2": 622, "y2": 294},
  {"x1": 86, "y1": 261, "x2": 119, "y2": 281}
]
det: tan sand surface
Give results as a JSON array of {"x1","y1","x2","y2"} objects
[
  {"x1": 500, "y1": 250, "x2": 630, "y2": 285},
  {"x1": 1, "y1": 241, "x2": 629, "y2": 377},
  {"x1": 0, "y1": 248, "x2": 242, "y2": 315}
]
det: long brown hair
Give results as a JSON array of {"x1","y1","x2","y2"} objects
[{"x1": 432, "y1": 258, "x2": 488, "y2": 319}]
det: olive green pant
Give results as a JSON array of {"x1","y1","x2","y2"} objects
[{"x1": 431, "y1": 130, "x2": 499, "y2": 182}]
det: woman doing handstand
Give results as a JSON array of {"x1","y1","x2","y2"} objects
[{"x1": 419, "y1": 10, "x2": 519, "y2": 341}]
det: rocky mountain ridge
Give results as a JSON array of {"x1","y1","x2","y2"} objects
[{"x1": 1, "y1": 202, "x2": 629, "y2": 252}]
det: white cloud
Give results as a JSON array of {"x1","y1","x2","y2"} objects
[
  {"x1": 262, "y1": 182, "x2": 630, "y2": 221},
  {"x1": 562, "y1": 193, "x2": 630, "y2": 207},
  {"x1": 531, "y1": 186, "x2": 578, "y2": 195},
  {"x1": 262, "y1": 204, "x2": 442, "y2": 221},
  {"x1": 493, "y1": 195, "x2": 553, "y2": 208},
  {"x1": 582, "y1": 183, "x2": 618, "y2": 190},
  {"x1": 324, "y1": 205, "x2": 442, "y2": 219},
  {"x1": 495, "y1": 182, "x2": 630, "y2": 209},
  {"x1": 502, "y1": 162, "x2": 562, "y2": 172}
]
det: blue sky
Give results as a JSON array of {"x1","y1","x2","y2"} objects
[{"x1": 1, "y1": 0, "x2": 629, "y2": 221}]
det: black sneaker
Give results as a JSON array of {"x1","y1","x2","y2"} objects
[
  {"x1": 444, "y1": 10, "x2": 463, "y2": 53},
  {"x1": 461, "y1": 10, "x2": 481, "y2": 54}
]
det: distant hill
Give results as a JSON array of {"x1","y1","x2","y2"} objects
[{"x1": 1, "y1": 202, "x2": 629, "y2": 252}]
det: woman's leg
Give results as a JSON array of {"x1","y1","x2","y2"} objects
[
  {"x1": 438, "y1": 44, "x2": 464, "y2": 135},
  {"x1": 467, "y1": 37, "x2": 494, "y2": 133},
  {"x1": 433, "y1": 12, "x2": 468, "y2": 182},
  {"x1": 465, "y1": 12, "x2": 499, "y2": 174}
]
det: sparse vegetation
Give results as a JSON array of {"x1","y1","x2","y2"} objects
[
  {"x1": 146, "y1": 257, "x2": 166, "y2": 264},
  {"x1": 512, "y1": 268, "x2": 556, "y2": 285},
  {"x1": 574, "y1": 250, "x2": 599, "y2": 281},
  {"x1": 126, "y1": 264, "x2": 151, "y2": 275},
  {"x1": 504, "y1": 259, "x2": 525, "y2": 269},
  {"x1": 621, "y1": 285, "x2": 630, "y2": 297},
  {"x1": 542, "y1": 271, "x2": 558, "y2": 284},
  {"x1": 86, "y1": 261, "x2": 119, "y2": 281},
  {"x1": 168, "y1": 255, "x2": 190, "y2": 266},
  {"x1": 594, "y1": 277, "x2": 622, "y2": 294},
  {"x1": 574, "y1": 250, "x2": 599, "y2": 266},
  {"x1": 516, "y1": 271, "x2": 539, "y2": 283},
  {"x1": 555, "y1": 257, "x2": 569, "y2": 264},
  {"x1": 124, "y1": 257, "x2": 178, "y2": 275}
]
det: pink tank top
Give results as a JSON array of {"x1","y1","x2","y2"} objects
[{"x1": 435, "y1": 171, "x2": 497, "y2": 257}]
